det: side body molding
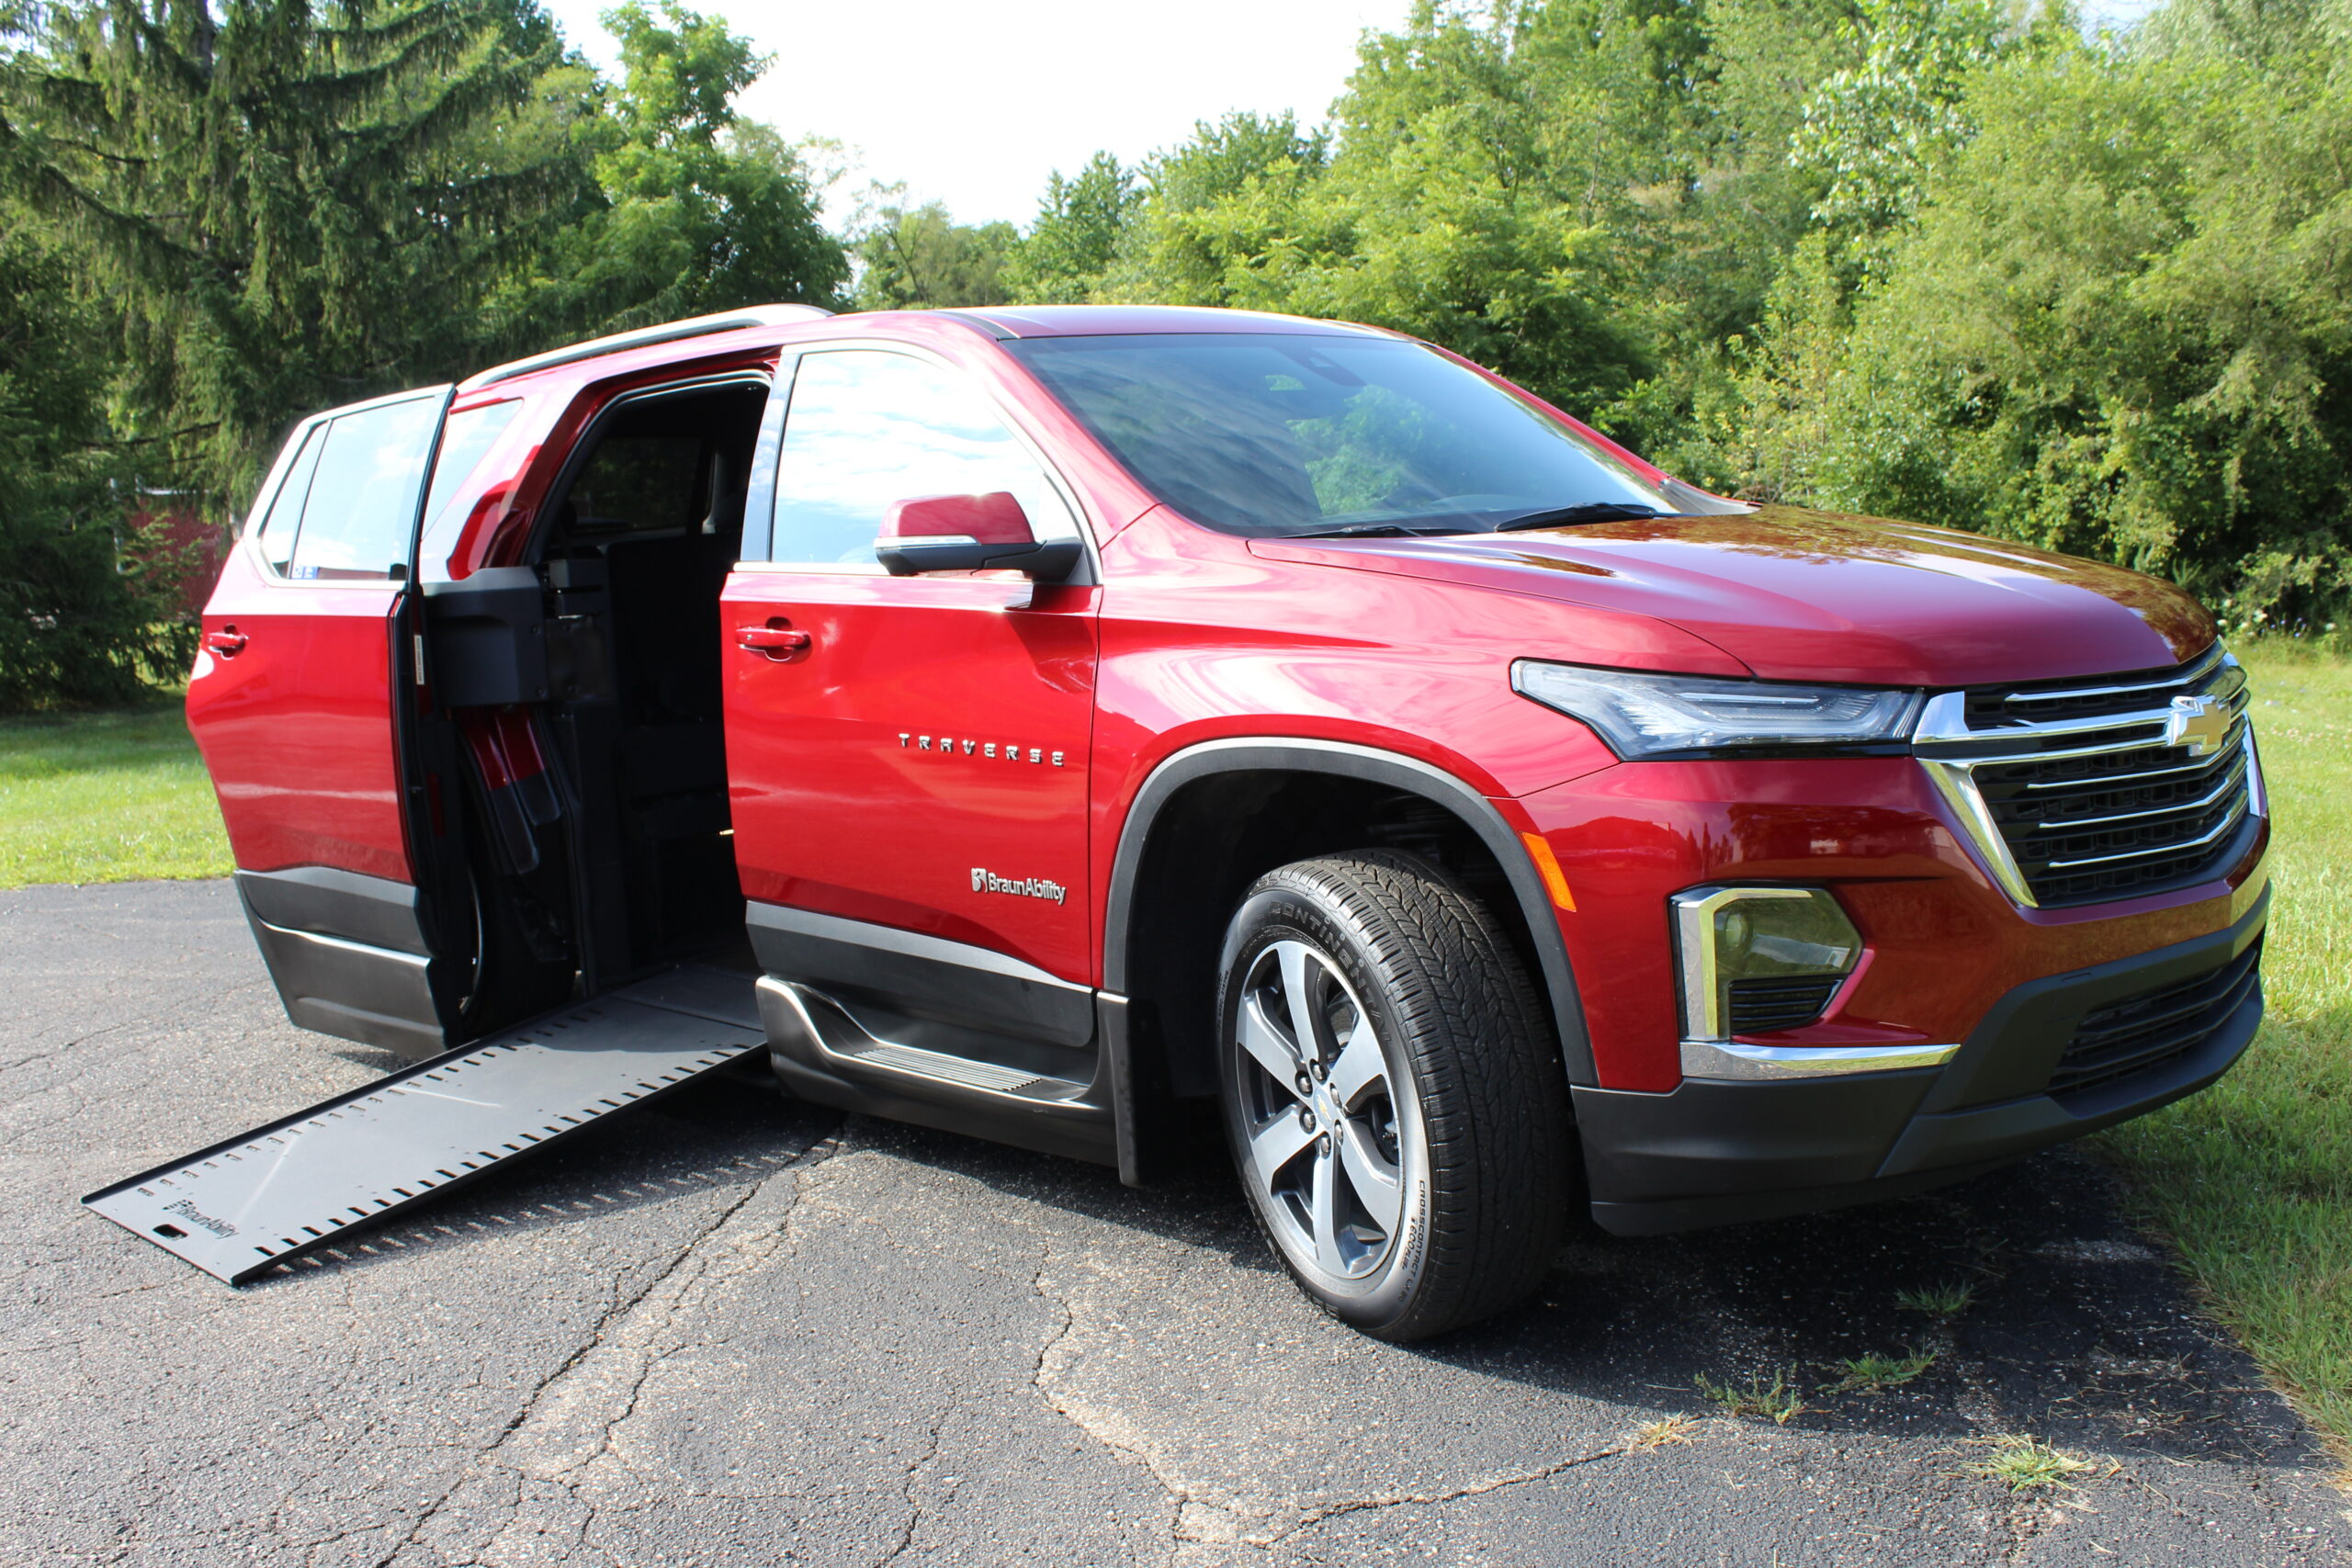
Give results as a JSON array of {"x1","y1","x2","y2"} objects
[
  {"x1": 1102, "y1": 738, "x2": 1596, "y2": 1087},
  {"x1": 234, "y1": 866, "x2": 448, "y2": 1060}
]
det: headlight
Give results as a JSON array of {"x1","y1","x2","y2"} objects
[
  {"x1": 1511, "y1": 660, "x2": 1923, "y2": 760},
  {"x1": 1670, "y1": 886, "x2": 1861, "y2": 1042}
]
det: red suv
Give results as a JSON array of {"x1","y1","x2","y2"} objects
[{"x1": 188, "y1": 304, "x2": 2269, "y2": 1339}]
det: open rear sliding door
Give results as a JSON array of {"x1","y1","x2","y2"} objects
[{"x1": 187, "y1": 386, "x2": 459, "y2": 1059}]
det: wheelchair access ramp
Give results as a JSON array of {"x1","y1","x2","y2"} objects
[{"x1": 83, "y1": 965, "x2": 766, "y2": 1285}]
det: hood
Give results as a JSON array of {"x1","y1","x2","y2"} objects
[{"x1": 1250, "y1": 505, "x2": 2215, "y2": 688}]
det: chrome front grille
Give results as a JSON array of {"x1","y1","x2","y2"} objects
[{"x1": 1914, "y1": 645, "x2": 2265, "y2": 908}]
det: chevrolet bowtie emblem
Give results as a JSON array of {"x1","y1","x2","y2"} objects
[{"x1": 2163, "y1": 694, "x2": 2234, "y2": 758}]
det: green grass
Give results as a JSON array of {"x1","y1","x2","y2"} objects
[
  {"x1": 1831, "y1": 1348, "x2": 1938, "y2": 1393},
  {"x1": 0, "y1": 700, "x2": 232, "y2": 887},
  {"x1": 2099, "y1": 642, "x2": 2352, "y2": 1463},
  {"x1": 1896, "y1": 1280, "x2": 1977, "y2": 1319},
  {"x1": 1695, "y1": 1368, "x2": 1809, "y2": 1424},
  {"x1": 1959, "y1": 1435, "x2": 2098, "y2": 1492}
]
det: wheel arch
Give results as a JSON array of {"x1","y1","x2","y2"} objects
[{"x1": 1102, "y1": 739, "x2": 1596, "y2": 1095}]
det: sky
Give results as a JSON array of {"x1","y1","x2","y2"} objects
[
  {"x1": 537, "y1": 0, "x2": 1412, "y2": 229},
  {"x1": 539, "y1": 0, "x2": 2164, "y2": 234}
]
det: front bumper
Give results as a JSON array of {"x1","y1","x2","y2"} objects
[{"x1": 1574, "y1": 886, "x2": 2268, "y2": 1235}]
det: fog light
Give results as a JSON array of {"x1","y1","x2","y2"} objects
[{"x1": 1670, "y1": 886, "x2": 1860, "y2": 1042}]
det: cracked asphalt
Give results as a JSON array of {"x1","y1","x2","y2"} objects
[{"x1": 3, "y1": 879, "x2": 2348, "y2": 1566}]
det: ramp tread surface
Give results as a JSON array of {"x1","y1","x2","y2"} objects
[{"x1": 83, "y1": 970, "x2": 766, "y2": 1284}]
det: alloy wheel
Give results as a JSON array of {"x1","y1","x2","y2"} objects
[{"x1": 1230, "y1": 938, "x2": 1411, "y2": 1284}]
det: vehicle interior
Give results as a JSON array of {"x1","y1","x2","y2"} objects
[
  {"x1": 548, "y1": 376, "x2": 770, "y2": 975},
  {"x1": 451, "y1": 375, "x2": 772, "y2": 1010}
]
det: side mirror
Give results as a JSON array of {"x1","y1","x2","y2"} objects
[{"x1": 876, "y1": 492, "x2": 1081, "y2": 581}]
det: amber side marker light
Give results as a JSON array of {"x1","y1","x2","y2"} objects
[{"x1": 1521, "y1": 832, "x2": 1577, "y2": 911}]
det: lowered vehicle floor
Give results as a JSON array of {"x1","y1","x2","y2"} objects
[{"x1": 84, "y1": 966, "x2": 761, "y2": 1284}]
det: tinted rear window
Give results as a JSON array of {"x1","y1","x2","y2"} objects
[
  {"x1": 287, "y1": 396, "x2": 442, "y2": 580},
  {"x1": 253, "y1": 424, "x2": 324, "y2": 575}
]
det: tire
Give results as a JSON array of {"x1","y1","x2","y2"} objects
[{"x1": 1215, "y1": 851, "x2": 1573, "y2": 1341}]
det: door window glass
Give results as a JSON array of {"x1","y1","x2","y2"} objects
[
  {"x1": 253, "y1": 423, "x2": 324, "y2": 575},
  {"x1": 769, "y1": 350, "x2": 1077, "y2": 568},
  {"x1": 421, "y1": 399, "x2": 523, "y2": 533},
  {"x1": 564, "y1": 434, "x2": 706, "y2": 536},
  {"x1": 286, "y1": 395, "x2": 442, "y2": 581}
]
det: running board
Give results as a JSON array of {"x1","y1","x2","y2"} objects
[
  {"x1": 762, "y1": 980, "x2": 1091, "y2": 1104},
  {"x1": 83, "y1": 966, "x2": 764, "y2": 1285},
  {"x1": 759, "y1": 978, "x2": 1116, "y2": 1166}
]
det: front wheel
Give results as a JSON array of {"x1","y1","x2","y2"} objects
[{"x1": 1216, "y1": 852, "x2": 1573, "y2": 1341}]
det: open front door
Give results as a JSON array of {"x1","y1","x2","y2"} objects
[{"x1": 188, "y1": 386, "x2": 458, "y2": 1058}]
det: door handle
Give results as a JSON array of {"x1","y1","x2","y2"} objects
[
  {"x1": 203, "y1": 628, "x2": 247, "y2": 657},
  {"x1": 735, "y1": 622, "x2": 810, "y2": 659}
]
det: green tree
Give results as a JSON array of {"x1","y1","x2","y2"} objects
[
  {"x1": 508, "y1": 2, "x2": 847, "y2": 339},
  {"x1": 1094, "y1": 112, "x2": 1329, "y2": 306},
  {"x1": 1789, "y1": 0, "x2": 2008, "y2": 242},
  {"x1": 1028, "y1": 0, "x2": 1875, "y2": 462},
  {"x1": 1001, "y1": 151, "x2": 1137, "y2": 303},
  {"x1": 0, "y1": 0, "x2": 579, "y2": 502},
  {"x1": 852, "y1": 196, "x2": 1016, "y2": 310},
  {"x1": 0, "y1": 225, "x2": 192, "y2": 708},
  {"x1": 1739, "y1": 17, "x2": 2352, "y2": 622}
]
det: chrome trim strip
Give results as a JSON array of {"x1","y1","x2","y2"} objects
[
  {"x1": 253, "y1": 917, "x2": 433, "y2": 971},
  {"x1": 1991, "y1": 643, "x2": 2225, "y2": 710},
  {"x1": 2043, "y1": 795, "x2": 2248, "y2": 871},
  {"x1": 1959, "y1": 718, "x2": 2242, "y2": 770},
  {"x1": 1679, "y1": 1036, "x2": 1962, "y2": 1082},
  {"x1": 2020, "y1": 757, "x2": 2247, "y2": 832},
  {"x1": 744, "y1": 901, "x2": 1090, "y2": 993},
  {"x1": 2018, "y1": 744, "x2": 2242, "y2": 792},
  {"x1": 1914, "y1": 657, "x2": 2245, "y2": 750},
  {"x1": 1915, "y1": 698, "x2": 2166, "y2": 748},
  {"x1": 1919, "y1": 756, "x2": 2043, "y2": 907},
  {"x1": 1667, "y1": 885, "x2": 1825, "y2": 1042}
]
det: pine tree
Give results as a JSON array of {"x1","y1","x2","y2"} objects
[{"x1": 0, "y1": 0, "x2": 580, "y2": 502}]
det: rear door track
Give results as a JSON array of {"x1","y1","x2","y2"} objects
[{"x1": 83, "y1": 965, "x2": 765, "y2": 1285}]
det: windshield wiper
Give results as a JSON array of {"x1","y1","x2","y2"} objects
[
  {"x1": 1489, "y1": 502, "x2": 1661, "y2": 531},
  {"x1": 1283, "y1": 522, "x2": 1478, "y2": 539}
]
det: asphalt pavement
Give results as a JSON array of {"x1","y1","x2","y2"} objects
[{"x1": 2, "y1": 878, "x2": 2346, "y2": 1566}]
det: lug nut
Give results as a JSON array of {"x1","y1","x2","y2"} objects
[
  {"x1": 1311, "y1": 1059, "x2": 1329, "y2": 1082},
  {"x1": 1296, "y1": 1105, "x2": 1315, "y2": 1132},
  {"x1": 1295, "y1": 1072, "x2": 1313, "y2": 1099}
]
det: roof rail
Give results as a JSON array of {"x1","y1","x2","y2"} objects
[{"x1": 468, "y1": 304, "x2": 835, "y2": 389}]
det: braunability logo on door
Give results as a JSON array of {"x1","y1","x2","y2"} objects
[{"x1": 970, "y1": 868, "x2": 1068, "y2": 904}]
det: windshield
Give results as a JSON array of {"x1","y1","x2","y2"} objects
[{"x1": 1005, "y1": 333, "x2": 1736, "y2": 537}]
